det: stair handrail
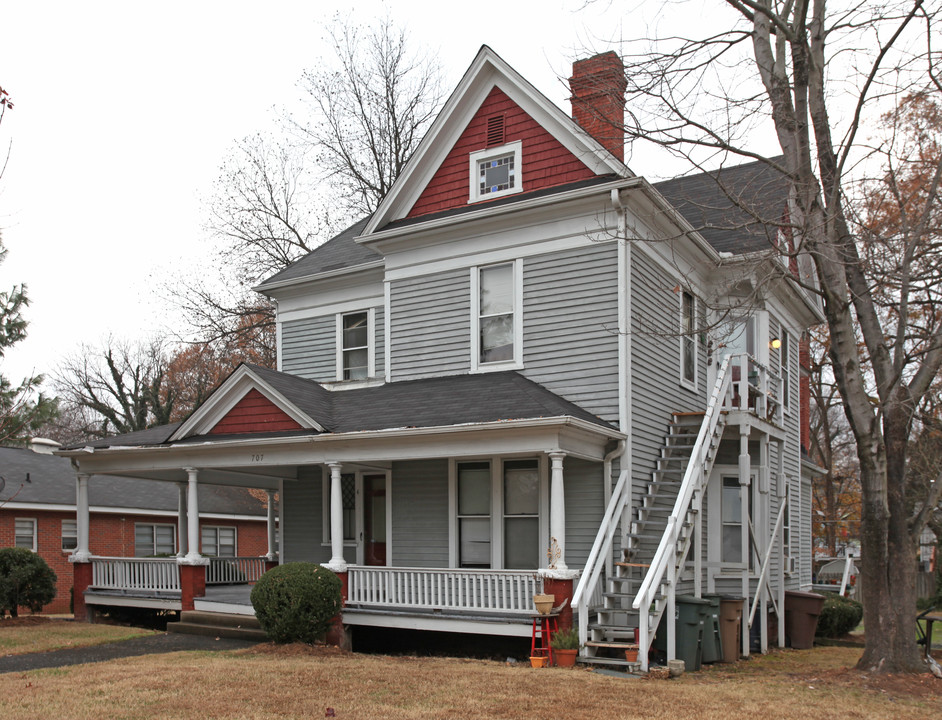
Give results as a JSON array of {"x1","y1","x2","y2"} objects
[
  {"x1": 633, "y1": 354, "x2": 734, "y2": 615},
  {"x1": 572, "y1": 466, "x2": 632, "y2": 643}
]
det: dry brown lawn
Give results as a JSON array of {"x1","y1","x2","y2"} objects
[
  {"x1": 0, "y1": 637, "x2": 940, "y2": 720},
  {"x1": 0, "y1": 617, "x2": 156, "y2": 655}
]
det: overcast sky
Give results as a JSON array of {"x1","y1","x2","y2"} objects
[{"x1": 0, "y1": 0, "x2": 706, "y2": 391}]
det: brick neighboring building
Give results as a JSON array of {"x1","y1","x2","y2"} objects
[{"x1": 0, "y1": 440, "x2": 271, "y2": 614}]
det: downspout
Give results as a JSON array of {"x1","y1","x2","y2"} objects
[{"x1": 611, "y1": 188, "x2": 632, "y2": 576}]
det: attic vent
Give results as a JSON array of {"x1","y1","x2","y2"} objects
[{"x1": 486, "y1": 115, "x2": 505, "y2": 147}]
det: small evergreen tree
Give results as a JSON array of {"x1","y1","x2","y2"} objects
[{"x1": 0, "y1": 547, "x2": 57, "y2": 617}]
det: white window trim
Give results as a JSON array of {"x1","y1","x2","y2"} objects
[
  {"x1": 61, "y1": 519, "x2": 78, "y2": 552},
  {"x1": 134, "y1": 522, "x2": 177, "y2": 557},
  {"x1": 470, "y1": 259, "x2": 524, "y2": 373},
  {"x1": 707, "y1": 467, "x2": 758, "y2": 574},
  {"x1": 468, "y1": 140, "x2": 523, "y2": 203},
  {"x1": 448, "y1": 455, "x2": 547, "y2": 570},
  {"x1": 201, "y1": 525, "x2": 238, "y2": 557},
  {"x1": 15, "y1": 517, "x2": 37, "y2": 552},
  {"x1": 781, "y1": 330, "x2": 792, "y2": 414},
  {"x1": 679, "y1": 290, "x2": 698, "y2": 390},
  {"x1": 335, "y1": 308, "x2": 375, "y2": 381}
]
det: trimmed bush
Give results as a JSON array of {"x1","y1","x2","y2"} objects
[
  {"x1": 815, "y1": 593, "x2": 863, "y2": 638},
  {"x1": 0, "y1": 547, "x2": 57, "y2": 617},
  {"x1": 250, "y1": 563, "x2": 342, "y2": 644}
]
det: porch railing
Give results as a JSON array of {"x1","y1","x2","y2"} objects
[
  {"x1": 725, "y1": 352, "x2": 783, "y2": 425},
  {"x1": 90, "y1": 557, "x2": 181, "y2": 594},
  {"x1": 206, "y1": 556, "x2": 268, "y2": 585},
  {"x1": 347, "y1": 566, "x2": 542, "y2": 615}
]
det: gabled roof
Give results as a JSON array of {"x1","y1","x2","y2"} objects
[
  {"x1": 362, "y1": 45, "x2": 630, "y2": 236},
  {"x1": 65, "y1": 367, "x2": 617, "y2": 450},
  {"x1": 653, "y1": 158, "x2": 788, "y2": 255},
  {"x1": 0, "y1": 446, "x2": 265, "y2": 515}
]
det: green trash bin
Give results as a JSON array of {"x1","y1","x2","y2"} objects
[
  {"x1": 700, "y1": 594, "x2": 723, "y2": 663},
  {"x1": 675, "y1": 595, "x2": 709, "y2": 671},
  {"x1": 784, "y1": 590, "x2": 825, "y2": 649}
]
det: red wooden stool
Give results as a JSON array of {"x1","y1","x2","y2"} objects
[{"x1": 530, "y1": 613, "x2": 559, "y2": 665}]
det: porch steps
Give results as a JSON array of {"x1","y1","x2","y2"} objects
[{"x1": 167, "y1": 610, "x2": 268, "y2": 642}]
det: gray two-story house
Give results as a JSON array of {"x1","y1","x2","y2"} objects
[{"x1": 59, "y1": 46, "x2": 822, "y2": 670}]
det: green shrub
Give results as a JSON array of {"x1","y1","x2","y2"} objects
[
  {"x1": 549, "y1": 627, "x2": 580, "y2": 650},
  {"x1": 250, "y1": 563, "x2": 342, "y2": 644},
  {"x1": 0, "y1": 547, "x2": 57, "y2": 617},
  {"x1": 815, "y1": 593, "x2": 863, "y2": 638}
]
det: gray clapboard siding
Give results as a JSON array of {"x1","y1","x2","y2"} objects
[
  {"x1": 563, "y1": 457, "x2": 604, "y2": 569},
  {"x1": 390, "y1": 270, "x2": 470, "y2": 380},
  {"x1": 630, "y1": 248, "x2": 708, "y2": 489},
  {"x1": 282, "y1": 316, "x2": 336, "y2": 381},
  {"x1": 522, "y1": 244, "x2": 620, "y2": 424},
  {"x1": 281, "y1": 468, "x2": 330, "y2": 564},
  {"x1": 390, "y1": 459, "x2": 449, "y2": 567}
]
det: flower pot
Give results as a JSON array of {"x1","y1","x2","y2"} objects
[
  {"x1": 624, "y1": 645, "x2": 639, "y2": 663},
  {"x1": 529, "y1": 656, "x2": 547, "y2": 668},
  {"x1": 555, "y1": 648, "x2": 578, "y2": 667},
  {"x1": 533, "y1": 593, "x2": 555, "y2": 615}
]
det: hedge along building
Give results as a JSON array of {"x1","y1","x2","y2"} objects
[
  {"x1": 0, "y1": 440, "x2": 271, "y2": 615},
  {"x1": 57, "y1": 47, "x2": 822, "y2": 669}
]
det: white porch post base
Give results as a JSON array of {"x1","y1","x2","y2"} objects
[
  {"x1": 327, "y1": 462, "x2": 347, "y2": 572},
  {"x1": 539, "y1": 568, "x2": 580, "y2": 581}
]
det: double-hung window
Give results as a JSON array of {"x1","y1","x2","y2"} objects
[
  {"x1": 680, "y1": 290, "x2": 697, "y2": 387},
  {"x1": 720, "y1": 476, "x2": 754, "y2": 567},
  {"x1": 471, "y1": 260, "x2": 522, "y2": 371},
  {"x1": 61, "y1": 519, "x2": 78, "y2": 551},
  {"x1": 201, "y1": 526, "x2": 237, "y2": 557},
  {"x1": 135, "y1": 523, "x2": 176, "y2": 557},
  {"x1": 454, "y1": 458, "x2": 541, "y2": 570},
  {"x1": 339, "y1": 311, "x2": 370, "y2": 380},
  {"x1": 15, "y1": 518, "x2": 37, "y2": 551}
]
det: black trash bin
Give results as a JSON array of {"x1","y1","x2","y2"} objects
[
  {"x1": 784, "y1": 590, "x2": 825, "y2": 649},
  {"x1": 700, "y1": 594, "x2": 723, "y2": 663}
]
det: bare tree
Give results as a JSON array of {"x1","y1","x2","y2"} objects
[
  {"x1": 54, "y1": 338, "x2": 174, "y2": 438},
  {"x1": 601, "y1": 0, "x2": 941, "y2": 671}
]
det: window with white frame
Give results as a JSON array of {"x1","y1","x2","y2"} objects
[
  {"x1": 134, "y1": 523, "x2": 176, "y2": 557},
  {"x1": 454, "y1": 458, "x2": 542, "y2": 570},
  {"x1": 201, "y1": 526, "x2": 237, "y2": 557},
  {"x1": 457, "y1": 461, "x2": 491, "y2": 568},
  {"x1": 681, "y1": 290, "x2": 697, "y2": 386},
  {"x1": 472, "y1": 261, "x2": 521, "y2": 370},
  {"x1": 782, "y1": 495, "x2": 792, "y2": 573},
  {"x1": 15, "y1": 518, "x2": 36, "y2": 551},
  {"x1": 338, "y1": 311, "x2": 370, "y2": 381},
  {"x1": 720, "y1": 476, "x2": 754, "y2": 567},
  {"x1": 61, "y1": 519, "x2": 77, "y2": 551},
  {"x1": 468, "y1": 141, "x2": 523, "y2": 203}
]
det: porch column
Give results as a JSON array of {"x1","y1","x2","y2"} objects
[
  {"x1": 265, "y1": 489, "x2": 277, "y2": 561},
  {"x1": 739, "y1": 429, "x2": 751, "y2": 658},
  {"x1": 176, "y1": 482, "x2": 188, "y2": 558},
  {"x1": 183, "y1": 468, "x2": 203, "y2": 564},
  {"x1": 73, "y1": 473, "x2": 91, "y2": 562},
  {"x1": 549, "y1": 451, "x2": 568, "y2": 572},
  {"x1": 325, "y1": 462, "x2": 347, "y2": 572}
]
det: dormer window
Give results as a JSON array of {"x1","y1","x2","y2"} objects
[{"x1": 469, "y1": 141, "x2": 523, "y2": 203}]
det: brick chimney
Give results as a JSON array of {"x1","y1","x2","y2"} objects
[{"x1": 569, "y1": 52, "x2": 627, "y2": 162}]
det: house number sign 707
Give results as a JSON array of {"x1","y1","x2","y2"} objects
[{"x1": 251, "y1": 454, "x2": 264, "y2": 462}]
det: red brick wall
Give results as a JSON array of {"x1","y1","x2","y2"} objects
[
  {"x1": 0, "y1": 509, "x2": 269, "y2": 614},
  {"x1": 569, "y1": 52, "x2": 627, "y2": 162},
  {"x1": 406, "y1": 86, "x2": 596, "y2": 219},
  {"x1": 210, "y1": 389, "x2": 302, "y2": 435}
]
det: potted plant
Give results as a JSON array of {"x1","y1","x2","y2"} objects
[
  {"x1": 550, "y1": 627, "x2": 580, "y2": 667},
  {"x1": 623, "y1": 644, "x2": 640, "y2": 662},
  {"x1": 529, "y1": 655, "x2": 547, "y2": 668}
]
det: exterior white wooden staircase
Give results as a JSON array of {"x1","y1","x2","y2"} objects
[{"x1": 573, "y1": 355, "x2": 734, "y2": 671}]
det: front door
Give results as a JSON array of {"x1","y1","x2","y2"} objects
[{"x1": 363, "y1": 474, "x2": 387, "y2": 566}]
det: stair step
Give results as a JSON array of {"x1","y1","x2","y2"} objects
[
  {"x1": 588, "y1": 623, "x2": 639, "y2": 632},
  {"x1": 168, "y1": 610, "x2": 267, "y2": 642},
  {"x1": 578, "y1": 655, "x2": 643, "y2": 670},
  {"x1": 585, "y1": 640, "x2": 639, "y2": 649}
]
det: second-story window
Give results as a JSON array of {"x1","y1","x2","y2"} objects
[
  {"x1": 780, "y1": 331, "x2": 791, "y2": 412},
  {"x1": 681, "y1": 290, "x2": 696, "y2": 386},
  {"x1": 472, "y1": 260, "x2": 522, "y2": 371},
  {"x1": 340, "y1": 311, "x2": 369, "y2": 380}
]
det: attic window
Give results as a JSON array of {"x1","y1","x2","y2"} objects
[
  {"x1": 486, "y1": 115, "x2": 505, "y2": 147},
  {"x1": 468, "y1": 141, "x2": 523, "y2": 203}
]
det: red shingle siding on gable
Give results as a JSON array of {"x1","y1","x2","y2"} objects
[
  {"x1": 209, "y1": 389, "x2": 303, "y2": 435},
  {"x1": 406, "y1": 86, "x2": 597, "y2": 219}
]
